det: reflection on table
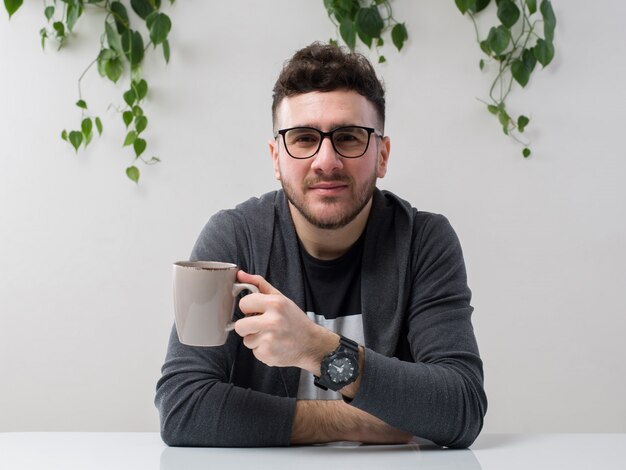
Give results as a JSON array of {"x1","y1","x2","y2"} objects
[
  {"x1": 160, "y1": 439, "x2": 482, "y2": 470},
  {"x1": 1, "y1": 433, "x2": 625, "y2": 470}
]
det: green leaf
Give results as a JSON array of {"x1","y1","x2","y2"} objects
[
  {"x1": 540, "y1": 0, "x2": 556, "y2": 42},
  {"x1": 133, "y1": 137, "x2": 147, "y2": 157},
  {"x1": 357, "y1": 29, "x2": 373, "y2": 49},
  {"x1": 95, "y1": 117, "x2": 103, "y2": 135},
  {"x1": 104, "y1": 61, "x2": 123, "y2": 83},
  {"x1": 487, "y1": 25, "x2": 511, "y2": 55},
  {"x1": 126, "y1": 165, "x2": 140, "y2": 183},
  {"x1": 4, "y1": 0, "x2": 23, "y2": 19},
  {"x1": 130, "y1": 0, "x2": 156, "y2": 20},
  {"x1": 68, "y1": 130, "x2": 83, "y2": 152},
  {"x1": 522, "y1": 47, "x2": 537, "y2": 74},
  {"x1": 498, "y1": 108, "x2": 511, "y2": 135},
  {"x1": 474, "y1": 0, "x2": 491, "y2": 12},
  {"x1": 355, "y1": 6, "x2": 384, "y2": 39},
  {"x1": 522, "y1": 147, "x2": 531, "y2": 158},
  {"x1": 66, "y1": 3, "x2": 82, "y2": 32},
  {"x1": 147, "y1": 12, "x2": 172, "y2": 45},
  {"x1": 123, "y1": 130, "x2": 138, "y2": 146},
  {"x1": 130, "y1": 64, "x2": 143, "y2": 83},
  {"x1": 110, "y1": 1, "x2": 130, "y2": 34},
  {"x1": 378, "y1": 55, "x2": 386, "y2": 64},
  {"x1": 133, "y1": 79, "x2": 148, "y2": 101},
  {"x1": 122, "y1": 29, "x2": 145, "y2": 66},
  {"x1": 511, "y1": 59, "x2": 530, "y2": 87},
  {"x1": 104, "y1": 57, "x2": 124, "y2": 83},
  {"x1": 53, "y1": 21, "x2": 65, "y2": 39},
  {"x1": 391, "y1": 23, "x2": 408, "y2": 51},
  {"x1": 81, "y1": 118, "x2": 93, "y2": 138},
  {"x1": 455, "y1": 0, "x2": 474, "y2": 14},
  {"x1": 487, "y1": 104, "x2": 499, "y2": 115},
  {"x1": 517, "y1": 115, "x2": 530, "y2": 132},
  {"x1": 339, "y1": 19, "x2": 356, "y2": 50},
  {"x1": 497, "y1": 0, "x2": 520, "y2": 28},
  {"x1": 162, "y1": 39, "x2": 170, "y2": 63},
  {"x1": 135, "y1": 115, "x2": 148, "y2": 134},
  {"x1": 132, "y1": 105, "x2": 143, "y2": 117},
  {"x1": 123, "y1": 89, "x2": 137, "y2": 107},
  {"x1": 44, "y1": 5, "x2": 55, "y2": 21},
  {"x1": 123, "y1": 110, "x2": 133, "y2": 128},
  {"x1": 76, "y1": 99, "x2": 87, "y2": 109},
  {"x1": 525, "y1": 0, "x2": 537, "y2": 14},
  {"x1": 533, "y1": 38, "x2": 554, "y2": 67},
  {"x1": 479, "y1": 59, "x2": 485, "y2": 70},
  {"x1": 479, "y1": 39, "x2": 491, "y2": 55},
  {"x1": 61, "y1": 130, "x2": 68, "y2": 141},
  {"x1": 105, "y1": 21, "x2": 123, "y2": 54},
  {"x1": 40, "y1": 28, "x2": 48, "y2": 49}
]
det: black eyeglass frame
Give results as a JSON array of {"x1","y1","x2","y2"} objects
[{"x1": 274, "y1": 125, "x2": 384, "y2": 159}]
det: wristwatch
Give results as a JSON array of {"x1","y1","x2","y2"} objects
[{"x1": 314, "y1": 335, "x2": 360, "y2": 392}]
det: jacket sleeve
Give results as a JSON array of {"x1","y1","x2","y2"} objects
[
  {"x1": 349, "y1": 214, "x2": 487, "y2": 448},
  {"x1": 154, "y1": 210, "x2": 296, "y2": 447}
]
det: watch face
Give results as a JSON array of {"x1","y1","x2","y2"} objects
[{"x1": 327, "y1": 356, "x2": 356, "y2": 383}]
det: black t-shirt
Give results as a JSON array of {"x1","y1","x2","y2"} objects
[{"x1": 299, "y1": 231, "x2": 364, "y2": 319}]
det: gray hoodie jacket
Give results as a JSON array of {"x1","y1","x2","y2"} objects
[{"x1": 155, "y1": 189, "x2": 487, "y2": 448}]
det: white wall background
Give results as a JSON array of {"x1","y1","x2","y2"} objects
[{"x1": 1, "y1": 0, "x2": 625, "y2": 434}]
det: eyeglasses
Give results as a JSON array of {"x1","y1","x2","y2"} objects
[{"x1": 274, "y1": 126, "x2": 383, "y2": 159}]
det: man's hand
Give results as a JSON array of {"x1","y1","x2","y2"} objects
[{"x1": 234, "y1": 271, "x2": 338, "y2": 372}]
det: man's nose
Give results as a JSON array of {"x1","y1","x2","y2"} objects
[{"x1": 311, "y1": 136, "x2": 343, "y2": 173}]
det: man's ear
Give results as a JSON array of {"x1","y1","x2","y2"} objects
[
  {"x1": 269, "y1": 139, "x2": 281, "y2": 181},
  {"x1": 376, "y1": 136, "x2": 391, "y2": 179}
]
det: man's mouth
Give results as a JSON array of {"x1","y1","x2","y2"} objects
[{"x1": 308, "y1": 181, "x2": 349, "y2": 195}]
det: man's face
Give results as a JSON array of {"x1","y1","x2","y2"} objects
[{"x1": 269, "y1": 90, "x2": 390, "y2": 230}]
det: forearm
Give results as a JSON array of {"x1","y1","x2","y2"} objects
[{"x1": 290, "y1": 399, "x2": 413, "y2": 445}]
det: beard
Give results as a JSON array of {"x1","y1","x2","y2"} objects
[{"x1": 281, "y1": 170, "x2": 378, "y2": 230}]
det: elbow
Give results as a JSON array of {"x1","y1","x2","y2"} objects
[
  {"x1": 444, "y1": 388, "x2": 488, "y2": 449},
  {"x1": 160, "y1": 424, "x2": 190, "y2": 447}
]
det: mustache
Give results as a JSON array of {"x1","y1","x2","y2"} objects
[{"x1": 304, "y1": 173, "x2": 351, "y2": 186}]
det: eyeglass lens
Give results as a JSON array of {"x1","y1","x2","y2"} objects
[{"x1": 284, "y1": 127, "x2": 372, "y2": 158}]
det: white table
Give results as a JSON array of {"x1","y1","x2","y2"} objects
[{"x1": 1, "y1": 433, "x2": 625, "y2": 470}]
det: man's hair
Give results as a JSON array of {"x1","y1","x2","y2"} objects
[{"x1": 272, "y1": 42, "x2": 385, "y2": 129}]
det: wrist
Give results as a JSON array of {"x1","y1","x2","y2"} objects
[{"x1": 301, "y1": 326, "x2": 339, "y2": 376}]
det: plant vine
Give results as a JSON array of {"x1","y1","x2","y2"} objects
[
  {"x1": 3, "y1": 0, "x2": 557, "y2": 182},
  {"x1": 4, "y1": 0, "x2": 174, "y2": 183},
  {"x1": 456, "y1": 0, "x2": 556, "y2": 158},
  {"x1": 325, "y1": 0, "x2": 556, "y2": 158}
]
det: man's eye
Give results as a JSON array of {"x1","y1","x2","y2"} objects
[
  {"x1": 289, "y1": 133, "x2": 319, "y2": 145},
  {"x1": 334, "y1": 133, "x2": 358, "y2": 142}
]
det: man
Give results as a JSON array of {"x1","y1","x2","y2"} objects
[{"x1": 156, "y1": 42, "x2": 487, "y2": 448}]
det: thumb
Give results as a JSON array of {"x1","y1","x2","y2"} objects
[{"x1": 237, "y1": 270, "x2": 281, "y2": 295}]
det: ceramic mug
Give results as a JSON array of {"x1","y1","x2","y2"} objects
[{"x1": 173, "y1": 261, "x2": 258, "y2": 346}]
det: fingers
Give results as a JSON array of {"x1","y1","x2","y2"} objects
[{"x1": 237, "y1": 270, "x2": 281, "y2": 295}]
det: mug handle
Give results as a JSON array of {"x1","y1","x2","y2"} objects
[{"x1": 224, "y1": 283, "x2": 259, "y2": 332}]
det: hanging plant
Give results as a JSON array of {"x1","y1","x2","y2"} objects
[
  {"x1": 324, "y1": 0, "x2": 556, "y2": 158},
  {"x1": 4, "y1": 1, "x2": 557, "y2": 183},
  {"x1": 455, "y1": 0, "x2": 556, "y2": 158},
  {"x1": 4, "y1": 0, "x2": 175, "y2": 183}
]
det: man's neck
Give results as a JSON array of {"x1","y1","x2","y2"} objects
[{"x1": 289, "y1": 199, "x2": 372, "y2": 261}]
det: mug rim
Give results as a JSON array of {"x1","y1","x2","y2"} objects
[{"x1": 174, "y1": 261, "x2": 238, "y2": 271}]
